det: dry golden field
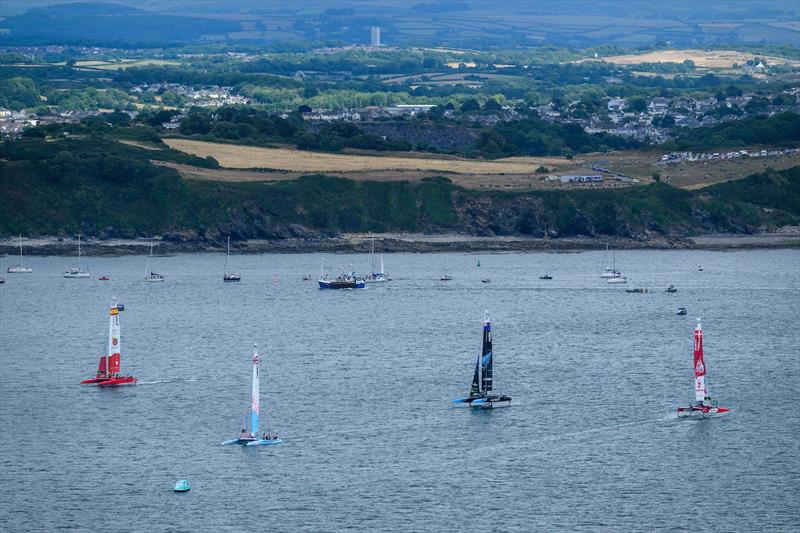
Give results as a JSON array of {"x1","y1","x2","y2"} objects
[
  {"x1": 601, "y1": 49, "x2": 800, "y2": 68},
  {"x1": 163, "y1": 139, "x2": 567, "y2": 174}
]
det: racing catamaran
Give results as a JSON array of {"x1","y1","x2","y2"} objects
[
  {"x1": 222, "y1": 343, "x2": 282, "y2": 446},
  {"x1": 452, "y1": 312, "x2": 512, "y2": 408},
  {"x1": 677, "y1": 318, "x2": 730, "y2": 418},
  {"x1": 80, "y1": 297, "x2": 137, "y2": 386}
]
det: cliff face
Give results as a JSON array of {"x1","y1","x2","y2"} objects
[{"x1": 1, "y1": 134, "x2": 798, "y2": 242}]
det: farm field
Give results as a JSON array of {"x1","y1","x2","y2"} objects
[
  {"x1": 161, "y1": 139, "x2": 800, "y2": 191},
  {"x1": 601, "y1": 49, "x2": 800, "y2": 68}
]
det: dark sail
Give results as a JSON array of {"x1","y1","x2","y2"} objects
[
  {"x1": 482, "y1": 319, "x2": 493, "y2": 392},
  {"x1": 470, "y1": 356, "x2": 480, "y2": 396}
]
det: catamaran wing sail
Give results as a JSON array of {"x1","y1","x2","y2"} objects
[
  {"x1": 482, "y1": 316, "x2": 493, "y2": 393},
  {"x1": 96, "y1": 355, "x2": 108, "y2": 379},
  {"x1": 693, "y1": 318, "x2": 707, "y2": 404},
  {"x1": 251, "y1": 343, "x2": 260, "y2": 437}
]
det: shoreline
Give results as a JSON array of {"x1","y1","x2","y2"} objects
[{"x1": 1, "y1": 232, "x2": 799, "y2": 256}]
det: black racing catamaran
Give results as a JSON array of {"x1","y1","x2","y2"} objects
[{"x1": 452, "y1": 312, "x2": 511, "y2": 408}]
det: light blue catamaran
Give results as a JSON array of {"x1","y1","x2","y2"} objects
[{"x1": 222, "y1": 343, "x2": 282, "y2": 446}]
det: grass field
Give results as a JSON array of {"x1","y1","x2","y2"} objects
[
  {"x1": 162, "y1": 138, "x2": 799, "y2": 191},
  {"x1": 601, "y1": 49, "x2": 800, "y2": 68},
  {"x1": 163, "y1": 138, "x2": 566, "y2": 174},
  {"x1": 74, "y1": 59, "x2": 179, "y2": 70}
]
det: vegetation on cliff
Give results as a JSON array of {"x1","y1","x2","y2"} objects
[{"x1": 1, "y1": 136, "x2": 798, "y2": 240}]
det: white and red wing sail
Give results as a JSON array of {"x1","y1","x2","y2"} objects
[
  {"x1": 96, "y1": 355, "x2": 108, "y2": 379},
  {"x1": 693, "y1": 318, "x2": 707, "y2": 404}
]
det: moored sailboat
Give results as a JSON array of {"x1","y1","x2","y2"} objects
[
  {"x1": 144, "y1": 240, "x2": 165, "y2": 282},
  {"x1": 452, "y1": 312, "x2": 511, "y2": 409},
  {"x1": 6, "y1": 235, "x2": 32, "y2": 273},
  {"x1": 63, "y1": 235, "x2": 90, "y2": 278},
  {"x1": 677, "y1": 318, "x2": 729, "y2": 418},
  {"x1": 600, "y1": 244, "x2": 620, "y2": 278},
  {"x1": 223, "y1": 236, "x2": 241, "y2": 282},
  {"x1": 364, "y1": 238, "x2": 388, "y2": 283},
  {"x1": 222, "y1": 343, "x2": 282, "y2": 446},
  {"x1": 80, "y1": 297, "x2": 137, "y2": 386}
]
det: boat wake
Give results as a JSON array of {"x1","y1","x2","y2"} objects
[{"x1": 138, "y1": 378, "x2": 198, "y2": 385}]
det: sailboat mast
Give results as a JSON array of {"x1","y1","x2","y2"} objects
[
  {"x1": 225, "y1": 236, "x2": 230, "y2": 273},
  {"x1": 693, "y1": 318, "x2": 707, "y2": 405},
  {"x1": 18, "y1": 234, "x2": 23, "y2": 262},
  {"x1": 251, "y1": 343, "x2": 260, "y2": 437}
]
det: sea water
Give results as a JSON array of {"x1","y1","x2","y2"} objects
[{"x1": 1, "y1": 249, "x2": 798, "y2": 531}]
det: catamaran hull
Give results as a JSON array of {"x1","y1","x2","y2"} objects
[
  {"x1": 677, "y1": 406, "x2": 730, "y2": 418},
  {"x1": 81, "y1": 377, "x2": 137, "y2": 386},
  {"x1": 452, "y1": 396, "x2": 512, "y2": 409},
  {"x1": 222, "y1": 438, "x2": 282, "y2": 446}
]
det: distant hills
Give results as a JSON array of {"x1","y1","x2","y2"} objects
[
  {"x1": 1, "y1": 1, "x2": 798, "y2": 48},
  {"x1": 0, "y1": 3, "x2": 240, "y2": 47}
]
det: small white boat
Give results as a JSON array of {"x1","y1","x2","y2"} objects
[
  {"x1": 364, "y1": 238, "x2": 389, "y2": 283},
  {"x1": 223, "y1": 236, "x2": 241, "y2": 282},
  {"x1": 600, "y1": 244, "x2": 620, "y2": 278},
  {"x1": 63, "y1": 236, "x2": 90, "y2": 278},
  {"x1": 7, "y1": 234, "x2": 33, "y2": 273},
  {"x1": 144, "y1": 240, "x2": 165, "y2": 282}
]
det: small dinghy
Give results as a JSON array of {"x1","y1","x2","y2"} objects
[
  {"x1": 174, "y1": 480, "x2": 190, "y2": 492},
  {"x1": 222, "y1": 343, "x2": 282, "y2": 446},
  {"x1": 481, "y1": 278, "x2": 491, "y2": 283},
  {"x1": 440, "y1": 274, "x2": 453, "y2": 281},
  {"x1": 677, "y1": 307, "x2": 687, "y2": 315},
  {"x1": 452, "y1": 312, "x2": 511, "y2": 409},
  {"x1": 539, "y1": 275, "x2": 553, "y2": 280},
  {"x1": 665, "y1": 284, "x2": 677, "y2": 293},
  {"x1": 677, "y1": 318, "x2": 730, "y2": 418},
  {"x1": 80, "y1": 298, "x2": 137, "y2": 386}
]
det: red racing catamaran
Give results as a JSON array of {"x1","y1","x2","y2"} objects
[
  {"x1": 81, "y1": 297, "x2": 137, "y2": 386},
  {"x1": 677, "y1": 318, "x2": 729, "y2": 418}
]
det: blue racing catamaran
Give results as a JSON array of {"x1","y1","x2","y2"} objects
[
  {"x1": 452, "y1": 312, "x2": 512, "y2": 408},
  {"x1": 222, "y1": 343, "x2": 282, "y2": 446}
]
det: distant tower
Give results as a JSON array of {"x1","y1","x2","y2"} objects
[{"x1": 370, "y1": 26, "x2": 381, "y2": 47}]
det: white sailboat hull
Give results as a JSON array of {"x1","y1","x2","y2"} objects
[
  {"x1": 63, "y1": 271, "x2": 90, "y2": 278},
  {"x1": 7, "y1": 266, "x2": 32, "y2": 273},
  {"x1": 607, "y1": 277, "x2": 627, "y2": 284},
  {"x1": 145, "y1": 276, "x2": 165, "y2": 282}
]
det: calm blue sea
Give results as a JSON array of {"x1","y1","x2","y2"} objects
[{"x1": 1, "y1": 249, "x2": 798, "y2": 532}]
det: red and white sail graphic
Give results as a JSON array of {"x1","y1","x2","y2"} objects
[
  {"x1": 107, "y1": 297, "x2": 122, "y2": 374},
  {"x1": 693, "y1": 318, "x2": 707, "y2": 403}
]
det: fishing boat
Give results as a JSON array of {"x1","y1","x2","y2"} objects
[
  {"x1": 666, "y1": 284, "x2": 677, "y2": 293},
  {"x1": 677, "y1": 307, "x2": 687, "y2": 315},
  {"x1": 539, "y1": 275, "x2": 553, "y2": 280},
  {"x1": 222, "y1": 343, "x2": 282, "y2": 446},
  {"x1": 223, "y1": 236, "x2": 241, "y2": 282},
  {"x1": 452, "y1": 312, "x2": 512, "y2": 409},
  {"x1": 677, "y1": 318, "x2": 730, "y2": 418},
  {"x1": 626, "y1": 287, "x2": 648, "y2": 293},
  {"x1": 6, "y1": 235, "x2": 33, "y2": 273},
  {"x1": 600, "y1": 244, "x2": 621, "y2": 278},
  {"x1": 144, "y1": 240, "x2": 165, "y2": 282},
  {"x1": 80, "y1": 298, "x2": 137, "y2": 386},
  {"x1": 98, "y1": 276, "x2": 110, "y2": 281},
  {"x1": 364, "y1": 238, "x2": 389, "y2": 283},
  {"x1": 63, "y1": 235, "x2": 90, "y2": 278},
  {"x1": 174, "y1": 480, "x2": 190, "y2": 492},
  {"x1": 318, "y1": 260, "x2": 365, "y2": 289}
]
